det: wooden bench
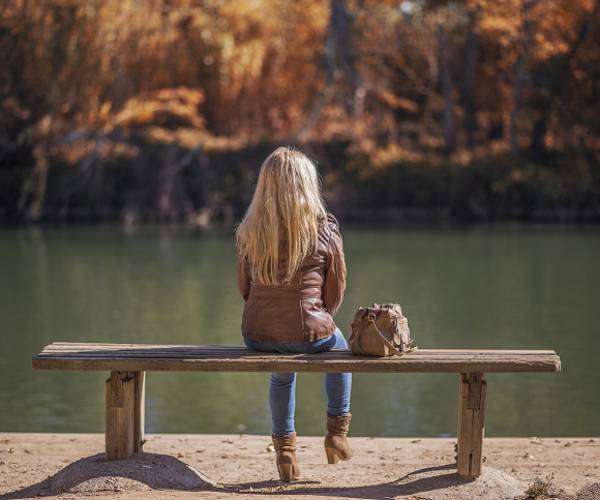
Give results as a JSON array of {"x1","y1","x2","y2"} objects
[{"x1": 32, "y1": 343, "x2": 561, "y2": 479}]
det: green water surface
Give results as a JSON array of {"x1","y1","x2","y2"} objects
[{"x1": 0, "y1": 224, "x2": 598, "y2": 437}]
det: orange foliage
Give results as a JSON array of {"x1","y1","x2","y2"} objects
[{"x1": 1, "y1": 0, "x2": 599, "y2": 222}]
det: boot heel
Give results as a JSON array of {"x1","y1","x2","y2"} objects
[
  {"x1": 324, "y1": 413, "x2": 353, "y2": 465},
  {"x1": 325, "y1": 447, "x2": 340, "y2": 464},
  {"x1": 277, "y1": 463, "x2": 294, "y2": 482}
]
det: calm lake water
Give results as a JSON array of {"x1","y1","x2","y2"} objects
[{"x1": 1, "y1": 224, "x2": 598, "y2": 437}]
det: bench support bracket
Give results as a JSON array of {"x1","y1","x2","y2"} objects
[
  {"x1": 105, "y1": 370, "x2": 145, "y2": 459},
  {"x1": 456, "y1": 372, "x2": 486, "y2": 478}
]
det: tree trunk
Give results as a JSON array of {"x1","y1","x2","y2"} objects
[
  {"x1": 438, "y1": 25, "x2": 456, "y2": 155},
  {"x1": 528, "y1": 0, "x2": 599, "y2": 153},
  {"x1": 331, "y1": 0, "x2": 361, "y2": 118},
  {"x1": 510, "y1": 0, "x2": 537, "y2": 156},
  {"x1": 510, "y1": 55, "x2": 526, "y2": 155},
  {"x1": 530, "y1": 108, "x2": 550, "y2": 153},
  {"x1": 295, "y1": 0, "x2": 361, "y2": 140},
  {"x1": 461, "y1": 9, "x2": 479, "y2": 148}
]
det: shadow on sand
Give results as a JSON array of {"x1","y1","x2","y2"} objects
[
  {"x1": 224, "y1": 464, "x2": 477, "y2": 498},
  {"x1": 2, "y1": 452, "x2": 217, "y2": 498},
  {"x1": 3, "y1": 459, "x2": 523, "y2": 500}
]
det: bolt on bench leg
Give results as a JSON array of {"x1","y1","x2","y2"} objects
[
  {"x1": 105, "y1": 371, "x2": 135, "y2": 460},
  {"x1": 457, "y1": 372, "x2": 487, "y2": 478}
]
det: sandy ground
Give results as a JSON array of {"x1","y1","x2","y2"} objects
[{"x1": 0, "y1": 433, "x2": 599, "y2": 499}]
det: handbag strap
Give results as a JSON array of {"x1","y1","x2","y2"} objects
[{"x1": 367, "y1": 313, "x2": 416, "y2": 356}]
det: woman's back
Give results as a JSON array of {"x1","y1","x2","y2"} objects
[{"x1": 237, "y1": 213, "x2": 347, "y2": 344}]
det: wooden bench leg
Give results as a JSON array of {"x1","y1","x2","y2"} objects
[
  {"x1": 457, "y1": 372, "x2": 486, "y2": 478},
  {"x1": 133, "y1": 371, "x2": 145, "y2": 453},
  {"x1": 105, "y1": 371, "x2": 135, "y2": 460}
]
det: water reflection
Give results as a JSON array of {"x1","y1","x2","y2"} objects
[{"x1": 0, "y1": 224, "x2": 598, "y2": 436}]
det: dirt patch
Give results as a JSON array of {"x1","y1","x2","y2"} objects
[
  {"x1": 229, "y1": 464, "x2": 526, "y2": 499},
  {"x1": 1, "y1": 452, "x2": 217, "y2": 498},
  {"x1": 392, "y1": 465, "x2": 525, "y2": 499},
  {"x1": 577, "y1": 482, "x2": 600, "y2": 500},
  {"x1": 47, "y1": 452, "x2": 216, "y2": 494},
  {"x1": 1, "y1": 434, "x2": 598, "y2": 499}
]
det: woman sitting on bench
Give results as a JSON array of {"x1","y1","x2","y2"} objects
[{"x1": 235, "y1": 146, "x2": 352, "y2": 482}]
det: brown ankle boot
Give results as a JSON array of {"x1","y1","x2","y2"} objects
[
  {"x1": 272, "y1": 432, "x2": 301, "y2": 481},
  {"x1": 324, "y1": 413, "x2": 353, "y2": 464}
]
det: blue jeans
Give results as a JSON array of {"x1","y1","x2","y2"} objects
[{"x1": 244, "y1": 328, "x2": 352, "y2": 436}]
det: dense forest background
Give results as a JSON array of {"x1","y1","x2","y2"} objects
[{"x1": 1, "y1": 0, "x2": 599, "y2": 225}]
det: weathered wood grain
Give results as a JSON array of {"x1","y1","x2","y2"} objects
[
  {"x1": 457, "y1": 373, "x2": 487, "y2": 478},
  {"x1": 105, "y1": 371, "x2": 134, "y2": 460},
  {"x1": 32, "y1": 343, "x2": 561, "y2": 373},
  {"x1": 43, "y1": 343, "x2": 558, "y2": 355}
]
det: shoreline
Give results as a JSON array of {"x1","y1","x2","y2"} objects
[{"x1": 1, "y1": 433, "x2": 599, "y2": 499}]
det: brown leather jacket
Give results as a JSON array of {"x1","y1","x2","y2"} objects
[{"x1": 237, "y1": 213, "x2": 347, "y2": 344}]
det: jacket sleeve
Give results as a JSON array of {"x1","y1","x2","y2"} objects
[
  {"x1": 237, "y1": 251, "x2": 251, "y2": 302},
  {"x1": 322, "y1": 220, "x2": 347, "y2": 316}
]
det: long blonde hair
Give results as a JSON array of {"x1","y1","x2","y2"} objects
[{"x1": 236, "y1": 146, "x2": 327, "y2": 286}]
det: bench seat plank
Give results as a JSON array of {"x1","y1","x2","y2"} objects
[{"x1": 33, "y1": 343, "x2": 561, "y2": 373}]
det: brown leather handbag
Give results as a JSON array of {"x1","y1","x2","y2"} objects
[{"x1": 349, "y1": 303, "x2": 416, "y2": 356}]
